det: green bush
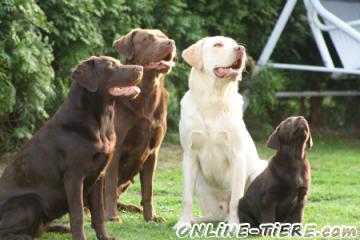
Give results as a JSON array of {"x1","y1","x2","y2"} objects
[
  {"x1": 0, "y1": 0, "x2": 359, "y2": 154},
  {"x1": 0, "y1": 0, "x2": 54, "y2": 152}
]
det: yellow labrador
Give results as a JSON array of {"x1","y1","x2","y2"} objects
[{"x1": 175, "y1": 36, "x2": 267, "y2": 227}]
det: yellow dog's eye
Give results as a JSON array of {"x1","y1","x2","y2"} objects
[{"x1": 213, "y1": 43, "x2": 223, "y2": 47}]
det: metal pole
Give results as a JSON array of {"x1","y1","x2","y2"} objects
[
  {"x1": 276, "y1": 91, "x2": 360, "y2": 98},
  {"x1": 311, "y1": 0, "x2": 360, "y2": 44},
  {"x1": 304, "y1": 0, "x2": 335, "y2": 68},
  {"x1": 256, "y1": 0, "x2": 299, "y2": 73},
  {"x1": 267, "y1": 63, "x2": 360, "y2": 75}
]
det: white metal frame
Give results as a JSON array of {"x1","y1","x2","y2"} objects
[
  {"x1": 276, "y1": 91, "x2": 360, "y2": 98},
  {"x1": 255, "y1": 0, "x2": 360, "y2": 75}
]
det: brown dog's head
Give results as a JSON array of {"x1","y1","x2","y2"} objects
[
  {"x1": 113, "y1": 28, "x2": 176, "y2": 74},
  {"x1": 72, "y1": 56, "x2": 143, "y2": 98},
  {"x1": 266, "y1": 116, "x2": 313, "y2": 151}
]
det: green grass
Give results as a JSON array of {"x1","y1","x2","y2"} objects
[{"x1": 6, "y1": 134, "x2": 360, "y2": 239}]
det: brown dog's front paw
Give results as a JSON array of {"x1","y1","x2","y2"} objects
[
  {"x1": 98, "y1": 236, "x2": 116, "y2": 240},
  {"x1": 154, "y1": 215, "x2": 165, "y2": 223},
  {"x1": 106, "y1": 215, "x2": 122, "y2": 223},
  {"x1": 145, "y1": 214, "x2": 165, "y2": 223},
  {"x1": 7, "y1": 234, "x2": 33, "y2": 240},
  {"x1": 117, "y1": 202, "x2": 143, "y2": 213},
  {"x1": 47, "y1": 223, "x2": 71, "y2": 233}
]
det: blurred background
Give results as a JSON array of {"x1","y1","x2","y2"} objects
[{"x1": 1, "y1": 0, "x2": 360, "y2": 154}]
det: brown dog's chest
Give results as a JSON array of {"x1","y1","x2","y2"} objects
[
  {"x1": 118, "y1": 118, "x2": 166, "y2": 181},
  {"x1": 87, "y1": 152, "x2": 112, "y2": 178},
  {"x1": 273, "y1": 171, "x2": 310, "y2": 220},
  {"x1": 111, "y1": 83, "x2": 169, "y2": 190},
  {"x1": 84, "y1": 133, "x2": 116, "y2": 190}
]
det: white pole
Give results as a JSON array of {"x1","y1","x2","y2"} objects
[
  {"x1": 256, "y1": 0, "x2": 299, "y2": 72},
  {"x1": 311, "y1": 0, "x2": 360, "y2": 44},
  {"x1": 304, "y1": 0, "x2": 335, "y2": 68},
  {"x1": 268, "y1": 63, "x2": 360, "y2": 75}
]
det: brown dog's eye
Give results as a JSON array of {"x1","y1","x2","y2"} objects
[
  {"x1": 214, "y1": 43, "x2": 223, "y2": 47},
  {"x1": 144, "y1": 35, "x2": 155, "y2": 42}
]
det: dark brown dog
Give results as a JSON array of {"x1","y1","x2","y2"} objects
[
  {"x1": 0, "y1": 56, "x2": 143, "y2": 240},
  {"x1": 104, "y1": 29, "x2": 176, "y2": 223},
  {"x1": 238, "y1": 116, "x2": 312, "y2": 228}
]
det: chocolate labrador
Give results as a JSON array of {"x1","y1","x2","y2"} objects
[
  {"x1": 103, "y1": 29, "x2": 176, "y2": 223},
  {"x1": 238, "y1": 116, "x2": 312, "y2": 228},
  {"x1": 0, "y1": 56, "x2": 143, "y2": 240}
]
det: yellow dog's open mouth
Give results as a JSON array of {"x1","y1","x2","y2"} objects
[
  {"x1": 213, "y1": 59, "x2": 242, "y2": 79},
  {"x1": 109, "y1": 86, "x2": 141, "y2": 97}
]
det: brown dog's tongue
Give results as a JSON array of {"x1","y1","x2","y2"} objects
[
  {"x1": 109, "y1": 86, "x2": 141, "y2": 97},
  {"x1": 143, "y1": 60, "x2": 175, "y2": 70},
  {"x1": 160, "y1": 60, "x2": 176, "y2": 67}
]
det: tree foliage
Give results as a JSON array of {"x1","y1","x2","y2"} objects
[
  {"x1": 0, "y1": 0, "x2": 54, "y2": 151},
  {"x1": 1, "y1": 0, "x2": 359, "y2": 153}
]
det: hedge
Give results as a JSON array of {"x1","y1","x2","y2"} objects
[{"x1": 1, "y1": 0, "x2": 359, "y2": 153}]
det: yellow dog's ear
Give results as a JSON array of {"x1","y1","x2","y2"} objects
[{"x1": 182, "y1": 38, "x2": 206, "y2": 71}]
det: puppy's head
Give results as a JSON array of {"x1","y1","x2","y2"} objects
[
  {"x1": 182, "y1": 36, "x2": 246, "y2": 81},
  {"x1": 72, "y1": 56, "x2": 143, "y2": 98},
  {"x1": 113, "y1": 29, "x2": 176, "y2": 74},
  {"x1": 266, "y1": 116, "x2": 313, "y2": 151}
]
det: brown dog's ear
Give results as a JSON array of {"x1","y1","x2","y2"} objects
[
  {"x1": 113, "y1": 29, "x2": 140, "y2": 60},
  {"x1": 182, "y1": 38, "x2": 206, "y2": 71},
  {"x1": 266, "y1": 127, "x2": 281, "y2": 150},
  {"x1": 307, "y1": 130, "x2": 313, "y2": 149},
  {"x1": 72, "y1": 56, "x2": 98, "y2": 92}
]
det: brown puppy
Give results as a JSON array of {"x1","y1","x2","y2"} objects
[
  {"x1": 0, "y1": 56, "x2": 142, "y2": 240},
  {"x1": 238, "y1": 116, "x2": 312, "y2": 228},
  {"x1": 104, "y1": 29, "x2": 176, "y2": 222}
]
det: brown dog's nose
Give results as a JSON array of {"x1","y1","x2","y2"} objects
[
  {"x1": 167, "y1": 39, "x2": 175, "y2": 46},
  {"x1": 134, "y1": 66, "x2": 143, "y2": 72},
  {"x1": 296, "y1": 116, "x2": 308, "y2": 128},
  {"x1": 297, "y1": 116, "x2": 306, "y2": 122}
]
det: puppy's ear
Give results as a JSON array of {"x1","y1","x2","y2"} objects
[
  {"x1": 307, "y1": 130, "x2": 313, "y2": 149},
  {"x1": 266, "y1": 127, "x2": 281, "y2": 150},
  {"x1": 182, "y1": 38, "x2": 205, "y2": 71},
  {"x1": 113, "y1": 29, "x2": 140, "y2": 60},
  {"x1": 72, "y1": 56, "x2": 98, "y2": 92}
]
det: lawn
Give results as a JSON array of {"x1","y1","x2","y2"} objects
[{"x1": 2, "y1": 133, "x2": 360, "y2": 239}]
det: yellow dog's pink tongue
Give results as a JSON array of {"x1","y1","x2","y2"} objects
[
  {"x1": 109, "y1": 86, "x2": 141, "y2": 97},
  {"x1": 214, "y1": 68, "x2": 229, "y2": 78},
  {"x1": 214, "y1": 67, "x2": 239, "y2": 79}
]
